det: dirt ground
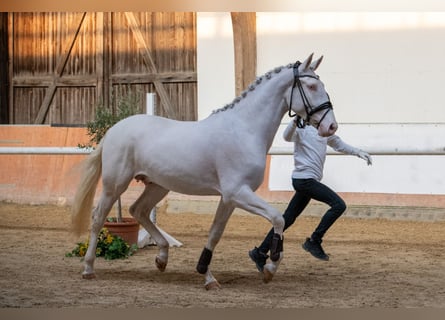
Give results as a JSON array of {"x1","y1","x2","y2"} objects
[{"x1": 0, "y1": 202, "x2": 444, "y2": 308}]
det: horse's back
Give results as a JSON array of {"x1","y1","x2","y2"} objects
[
  {"x1": 100, "y1": 113, "x2": 265, "y2": 195},
  {"x1": 101, "y1": 114, "x2": 221, "y2": 193},
  {"x1": 110, "y1": 114, "x2": 173, "y2": 136}
]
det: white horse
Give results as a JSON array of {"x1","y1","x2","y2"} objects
[{"x1": 71, "y1": 53, "x2": 338, "y2": 289}]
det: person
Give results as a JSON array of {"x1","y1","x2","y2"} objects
[{"x1": 249, "y1": 118, "x2": 372, "y2": 272}]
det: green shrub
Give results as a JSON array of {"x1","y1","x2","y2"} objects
[{"x1": 66, "y1": 228, "x2": 137, "y2": 260}]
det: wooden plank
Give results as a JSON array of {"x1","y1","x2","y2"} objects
[
  {"x1": 124, "y1": 12, "x2": 176, "y2": 119},
  {"x1": 0, "y1": 13, "x2": 9, "y2": 124},
  {"x1": 7, "y1": 13, "x2": 13, "y2": 123},
  {"x1": 231, "y1": 12, "x2": 257, "y2": 96},
  {"x1": 0, "y1": 14, "x2": 7, "y2": 123},
  {"x1": 95, "y1": 12, "x2": 104, "y2": 104},
  {"x1": 103, "y1": 12, "x2": 112, "y2": 109},
  {"x1": 0, "y1": 13, "x2": 6, "y2": 124},
  {"x1": 13, "y1": 75, "x2": 98, "y2": 87},
  {"x1": 182, "y1": 13, "x2": 197, "y2": 120},
  {"x1": 111, "y1": 72, "x2": 196, "y2": 84},
  {"x1": 34, "y1": 12, "x2": 87, "y2": 124}
]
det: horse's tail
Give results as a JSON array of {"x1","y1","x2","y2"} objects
[{"x1": 71, "y1": 142, "x2": 103, "y2": 237}]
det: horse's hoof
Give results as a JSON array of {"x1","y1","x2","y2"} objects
[
  {"x1": 82, "y1": 272, "x2": 96, "y2": 280},
  {"x1": 155, "y1": 256, "x2": 167, "y2": 272},
  {"x1": 205, "y1": 280, "x2": 221, "y2": 290},
  {"x1": 262, "y1": 268, "x2": 274, "y2": 283}
]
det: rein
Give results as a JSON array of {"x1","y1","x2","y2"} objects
[{"x1": 288, "y1": 61, "x2": 333, "y2": 129}]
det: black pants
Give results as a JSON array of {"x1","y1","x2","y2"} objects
[{"x1": 258, "y1": 178, "x2": 346, "y2": 254}]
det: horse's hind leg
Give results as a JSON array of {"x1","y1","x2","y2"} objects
[
  {"x1": 129, "y1": 182, "x2": 170, "y2": 271},
  {"x1": 82, "y1": 191, "x2": 118, "y2": 279}
]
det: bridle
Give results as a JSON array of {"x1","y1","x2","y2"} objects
[{"x1": 288, "y1": 61, "x2": 333, "y2": 129}]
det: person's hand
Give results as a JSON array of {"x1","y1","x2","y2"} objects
[{"x1": 357, "y1": 150, "x2": 372, "y2": 166}]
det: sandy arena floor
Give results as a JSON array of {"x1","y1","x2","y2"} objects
[{"x1": 0, "y1": 202, "x2": 444, "y2": 308}]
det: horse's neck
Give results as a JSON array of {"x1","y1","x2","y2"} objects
[{"x1": 234, "y1": 68, "x2": 292, "y2": 150}]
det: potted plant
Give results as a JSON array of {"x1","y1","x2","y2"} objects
[
  {"x1": 78, "y1": 90, "x2": 142, "y2": 246},
  {"x1": 66, "y1": 227, "x2": 138, "y2": 260}
]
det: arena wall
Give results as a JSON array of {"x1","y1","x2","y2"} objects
[
  {"x1": 1, "y1": 126, "x2": 444, "y2": 222},
  {"x1": 195, "y1": 12, "x2": 445, "y2": 219}
]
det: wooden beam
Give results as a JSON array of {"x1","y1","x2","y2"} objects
[
  {"x1": 124, "y1": 12, "x2": 176, "y2": 119},
  {"x1": 111, "y1": 72, "x2": 197, "y2": 84},
  {"x1": 0, "y1": 13, "x2": 9, "y2": 124},
  {"x1": 103, "y1": 12, "x2": 112, "y2": 109},
  {"x1": 95, "y1": 12, "x2": 104, "y2": 105},
  {"x1": 231, "y1": 12, "x2": 257, "y2": 96},
  {"x1": 13, "y1": 72, "x2": 197, "y2": 87},
  {"x1": 13, "y1": 75, "x2": 98, "y2": 87},
  {"x1": 34, "y1": 12, "x2": 87, "y2": 124},
  {"x1": 7, "y1": 13, "x2": 13, "y2": 123}
]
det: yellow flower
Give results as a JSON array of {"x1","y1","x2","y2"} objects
[
  {"x1": 106, "y1": 234, "x2": 113, "y2": 244},
  {"x1": 79, "y1": 245, "x2": 86, "y2": 257},
  {"x1": 67, "y1": 227, "x2": 137, "y2": 259}
]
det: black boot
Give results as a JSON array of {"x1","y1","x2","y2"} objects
[
  {"x1": 248, "y1": 247, "x2": 269, "y2": 272},
  {"x1": 302, "y1": 237, "x2": 329, "y2": 261}
]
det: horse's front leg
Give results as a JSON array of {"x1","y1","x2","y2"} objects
[
  {"x1": 231, "y1": 185, "x2": 285, "y2": 283},
  {"x1": 196, "y1": 199, "x2": 234, "y2": 290},
  {"x1": 262, "y1": 233, "x2": 284, "y2": 283}
]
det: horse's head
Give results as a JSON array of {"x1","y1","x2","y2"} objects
[{"x1": 285, "y1": 53, "x2": 338, "y2": 137}]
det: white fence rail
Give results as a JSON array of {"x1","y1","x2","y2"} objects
[
  {"x1": 1, "y1": 146, "x2": 444, "y2": 155},
  {"x1": 269, "y1": 146, "x2": 445, "y2": 156},
  {"x1": 267, "y1": 123, "x2": 445, "y2": 194},
  {"x1": 0, "y1": 147, "x2": 92, "y2": 155}
]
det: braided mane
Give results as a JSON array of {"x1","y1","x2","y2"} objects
[{"x1": 211, "y1": 63, "x2": 294, "y2": 115}]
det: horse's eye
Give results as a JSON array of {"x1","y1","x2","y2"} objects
[{"x1": 308, "y1": 84, "x2": 317, "y2": 91}]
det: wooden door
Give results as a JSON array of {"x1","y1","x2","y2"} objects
[{"x1": 7, "y1": 12, "x2": 197, "y2": 124}]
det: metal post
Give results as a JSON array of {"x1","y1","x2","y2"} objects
[{"x1": 146, "y1": 92, "x2": 157, "y2": 224}]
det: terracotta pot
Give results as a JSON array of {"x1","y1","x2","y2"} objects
[{"x1": 104, "y1": 217, "x2": 140, "y2": 246}]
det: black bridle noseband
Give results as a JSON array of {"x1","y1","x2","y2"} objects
[{"x1": 288, "y1": 61, "x2": 333, "y2": 129}]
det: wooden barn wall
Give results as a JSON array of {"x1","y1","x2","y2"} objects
[
  {"x1": 7, "y1": 12, "x2": 197, "y2": 125},
  {"x1": 0, "y1": 13, "x2": 8, "y2": 124}
]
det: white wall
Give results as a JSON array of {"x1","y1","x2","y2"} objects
[
  {"x1": 256, "y1": 12, "x2": 445, "y2": 123},
  {"x1": 197, "y1": 12, "x2": 445, "y2": 195},
  {"x1": 269, "y1": 123, "x2": 445, "y2": 194},
  {"x1": 197, "y1": 12, "x2": 235, "y2": 120}
]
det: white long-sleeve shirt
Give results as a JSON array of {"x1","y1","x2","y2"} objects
[{"x1": 283, "y1": 121, "x2": 361, "y2": 181}]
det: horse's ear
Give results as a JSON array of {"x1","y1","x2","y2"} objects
[
  {"x1": 301, "y1": 53, "x2": 314, "y2": 71},
  {"x1": 310, "y1": 55, "x2": 323, "y2": 71}
]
